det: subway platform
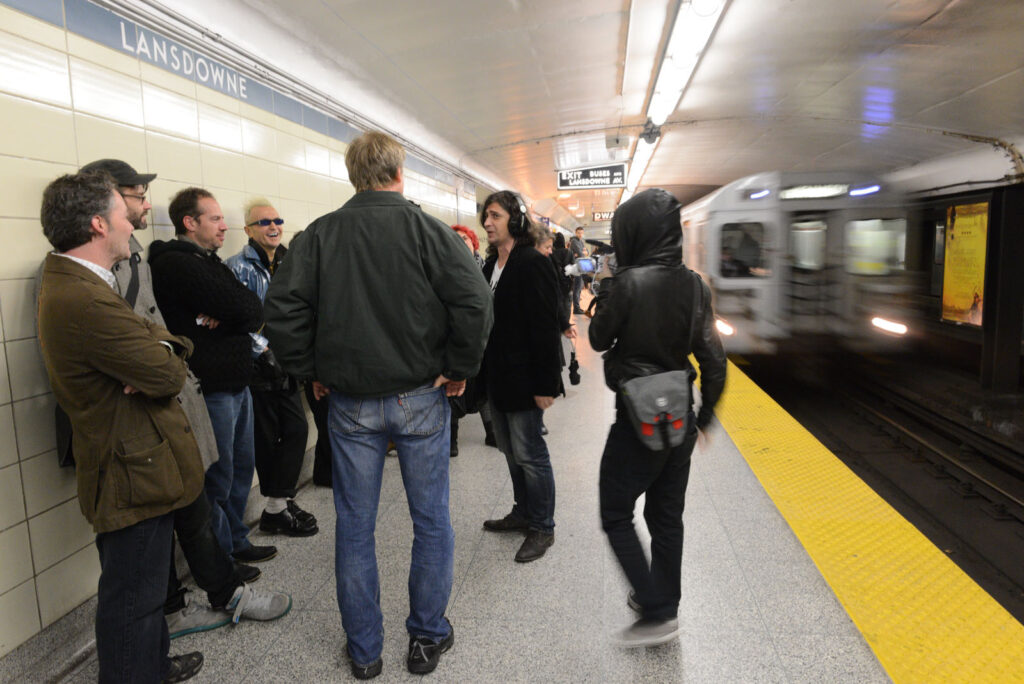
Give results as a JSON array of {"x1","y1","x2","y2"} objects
[{"x1": 2, "y1": 317, "x2": 1022, "y2": 683}]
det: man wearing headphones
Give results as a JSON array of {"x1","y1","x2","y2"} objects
[{"x1": 479, "y1": 191, "x2": 562, "y2": 562}]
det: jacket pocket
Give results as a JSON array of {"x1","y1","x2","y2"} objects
[
  {"x1": 112, "y1": 440, "x2": 184, "y2": 509},
  {"x1": 399, "y1": 385, "x2": 445, "y2": 436}
]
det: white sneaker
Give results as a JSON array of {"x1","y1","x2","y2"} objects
[
  {"x1": 613, "y1": 618, "x2": 681, "y2": 648},
  {"x1": 225, "y1": 584, "x2": 292, "y2": 624},
  {"x1": 166, "y1": 591, "x2": 231, "y2": 639}
]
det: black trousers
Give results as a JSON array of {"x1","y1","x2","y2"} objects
[
  {"x1": 304, "y1": 382, "x2": 333, "y2": 486},
  {"x1": 165, "y1": 493, "x2": 241, "y2": 612},
  {"x1": 251, "y1": 386, "x2": 308, "y2": 499},
  {"x1": 96, "y1": 513, "x2": 173, "y2": 683},
  {"x1": 599, "y1": 402, "x2": 696, "y2": 621}
]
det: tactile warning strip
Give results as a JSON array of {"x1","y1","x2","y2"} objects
[{"x1": 715, "y1": 360, "x2": 1024, "y2": 683}]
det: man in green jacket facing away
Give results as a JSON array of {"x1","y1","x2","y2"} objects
[
  {"x1": 37, "y1": 171, "x2": 205, "y2": 683},
  {"x1": 264, "y1": 131, "x2": 493, "y2": 679}
]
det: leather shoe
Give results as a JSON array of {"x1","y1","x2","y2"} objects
[
  {"x1": 260, "y1": 508, "x2": 318, "y2": 537},
  {"x1": 482, "y1": 511, "x2": 529, "y2": 533},
  {"x1": 234, "y1": 563, "x2": 260, "y2": 583},
  {"x1": 231, "y1": 545, "x2": 277, "y2": 563},
  {"x1": 162, "y1": 651, "x2": 203, "y2": 683},
  {"x1": 286, "y1": 500, "x2": 317, "y2": 528},
  {"x1": 514, "y1": 530, "x2": 554, "y2": 562}
]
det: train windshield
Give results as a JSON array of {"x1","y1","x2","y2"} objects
[
  {"x1": 791, "y1": 220, "x2": 827, "y2": 270},
  {"x1": 720, "y1": 222, "x2": 770, "y2": 277},
  {"x1": 844, "y1": 218, "x2": 907, "y2": 275}
]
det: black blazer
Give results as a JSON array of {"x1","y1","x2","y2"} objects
[{"x1": 481, "y1": 244, "x2": 562, "y2": 412}]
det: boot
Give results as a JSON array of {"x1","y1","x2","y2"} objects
[
  {"x1": 483, "y1": 419, "x2": 497, "y2": 448},
  {"x1": 450, "y1": 417, "x2": 459, "y2": 458}
]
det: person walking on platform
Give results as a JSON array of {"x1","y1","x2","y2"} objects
[
  {"x1": 263, "y1": 131, "x2": 492, "y2": 679},
  {"x1": 480, "y1": 191, "x2": 563, "y2": 563},
  {"x1": 149, "y1": 188, "x2": 275, "y2": 566},
  {"x1": 569, "y1": 225, "x2": 589, "y2": 313},
  {"x1": 589, "y1": 188, "x2": 727, "y2": 647},
  {"x1": 37, "y1": 171, "x2": 206, "y2": 683},
  {"x1": 226, "y1": 198, "x2": 318, "y2": 537}
]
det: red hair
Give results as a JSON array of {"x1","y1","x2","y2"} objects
[{"x1": 451, "y1": 224, "x2": 479, "y2": 251}]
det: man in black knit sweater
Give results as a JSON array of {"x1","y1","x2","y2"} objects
[{"x1": 149, "y1": 187, "x2": 275, "y2": 564}]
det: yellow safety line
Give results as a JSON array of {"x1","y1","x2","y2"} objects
[{"x1": 715, "y1": 360, "x2": 1024, "y2": 683}]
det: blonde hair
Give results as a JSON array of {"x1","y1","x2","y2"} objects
[
  {"x1": 345, "y1": 131, "x2": 406, "y2": 192},
  {"x1": 243, "y1": 196, "x2": 274, "y2": 226}
]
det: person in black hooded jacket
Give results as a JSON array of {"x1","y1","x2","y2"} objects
[{"x1": 589, "y1": 188, "x2": 727, "y2": 648}]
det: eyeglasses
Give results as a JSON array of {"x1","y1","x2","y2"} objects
[
  {"x1": 121, "y1": 193, "x2": 147, "y2": 202},
  {"x1": 247, "y1": 218, "x2": 284, "y2": 227}
]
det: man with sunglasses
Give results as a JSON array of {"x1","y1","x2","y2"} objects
[{"x1": 226, "y1": 199, "x2": 318, "y2": 538}]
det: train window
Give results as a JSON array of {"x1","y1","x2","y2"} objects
[
  {"x1": 720, "y1": 222, "x2": 770, "y2": 277},
  {"x1": 844, "y1": 218, "x2": 907, "y2": 275},
  {"x1": 791, "y1": 220, "x2": 826, "y2": 270}
]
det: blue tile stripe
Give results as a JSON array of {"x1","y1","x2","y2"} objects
[{"x1": 0, "y1": 0, "x2": 459, "y2": 186}]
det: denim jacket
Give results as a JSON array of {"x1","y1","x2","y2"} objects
[{"x1": 226, "y1": 242, "x2": 275, "y2": 302}]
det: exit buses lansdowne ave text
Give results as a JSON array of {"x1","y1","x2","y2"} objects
[{"x1": 557, "y1": 163, "x2": 627, "y2": 190}]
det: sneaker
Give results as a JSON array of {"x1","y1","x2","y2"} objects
[
  {"x1": 514, "y1": 530, "x2": 555, "y2": 563},
  {"x1": 346, "y1": 643, "x2": 382, "y2": 680},
  {"x1": 235, "y1": 563, "x2": 261, "y2": 583},
  {"x1": 286, "y1": 499, "x2": 317, "y2": 527},
  {"x1": 407, "y1": 617, "x2": 454, "y2": 675},
  {"x1": 613, "y1": 617, "x2": 681, "y2": 648},
  {"x1": 162, "y1": 651, "x2": 203, "y2": 683},
  {"x1": 482, "y1": 511, "x2": 530, "y2": 533},
  {"x1": 627, "y1": 591, "x2": 641, "y2": 614},
  {"x1": 166, "y1": 592, "x2": 231, "y2": 639},
  {"x1": 259, "y1": 508, "x2": 318, "y2": 537},
  {"x1": 224, "y1": 584, "x2": 292, "y2": 623},
  {"x1": 231, "y1": 544, "x2": 277, "y2": 563}
]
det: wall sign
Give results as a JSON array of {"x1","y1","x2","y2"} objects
[
  {"x1": 557, "y1": 163, "x2": 626, "y2": 190},
  {"x1": 592, "y1": 211, "x2": 614, "y2": 222}
]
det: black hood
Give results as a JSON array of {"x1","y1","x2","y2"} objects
[{"x1": 611, "y1": 188, "x2": 682, "y2": 268}]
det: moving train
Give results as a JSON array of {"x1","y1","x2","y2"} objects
[{"x1": 679, "y1": 171, "x2": 917, "y2": 354}]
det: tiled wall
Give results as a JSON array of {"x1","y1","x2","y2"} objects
[{"x1": 0, "y1": 4, "x2": 474, "y2": 657}]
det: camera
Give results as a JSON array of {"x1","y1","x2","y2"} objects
[{"x1": 563, "y1": 257, "x2": 596, "y2": 278}]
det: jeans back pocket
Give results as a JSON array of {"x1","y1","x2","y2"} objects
[{"x1": 399, "y1": 386, "x2": 445, "y2": 436}]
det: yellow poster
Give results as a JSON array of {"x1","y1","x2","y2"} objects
[{"x1": 941, "y1": 202, "x2": 988, "y2": 325}]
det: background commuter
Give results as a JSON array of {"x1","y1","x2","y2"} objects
[
  {"x1": 550, "y1": 232, "x2": 574, "y2": 323},
  {"x1": 568, "y1": 225, "x2": 589, "y2": 314},
  {"x1": 226, "y1": 199, "x2": 318, "y2": 537},
  {"x1": 149, "y1": 188, "x2": 275, "y2": 565},
  {"x1": 480, "y1": 191, "x2": 562, "y2": 563},
  {"x1": 588, "y1": 188, "x2": 727, "y2": 647},
  {"x1": 37, "y1": 171, "x2": 205, "y2": 683},
  {"x1": 264, "y1": 131, "x2": 493, "y2": 679},
  {"x1": 305, "y1": 380, "x2": 334, "y2": 486}
]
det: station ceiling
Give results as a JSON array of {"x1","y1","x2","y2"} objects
[{"x1": 158, "y1": 0, "x2": 1024, "y2": 231}]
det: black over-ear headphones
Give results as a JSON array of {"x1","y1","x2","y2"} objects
[{"x1": 508, "y1": 194, "x2": 528, "y2": 237}]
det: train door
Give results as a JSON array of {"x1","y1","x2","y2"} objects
[
  {"x1": 713, "y1": 216, "x2": 780, "y2": 353},
  {"x1": 785, "y1": 211, "x2": 844, "y2": 340}
]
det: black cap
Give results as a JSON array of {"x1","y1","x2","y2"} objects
[{"x1": 80, "y1": 159, "x2": 157, "y2": 187}]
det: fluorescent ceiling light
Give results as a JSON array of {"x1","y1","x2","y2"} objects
[
  {"x1": 648, "y1": 0, "x2": 726, "y2": 126},
  {"x1": 558, "y1": 192, "x2": 571, "y2": 199},
  {"x1": 849, "y1": 184, "x2": 881, "y2": 197},
  {"x1": 779, "y1": 184, "x2": 849, "y2": 200},
  {"x1": 748, "y1": 189, "x2": 770, "y2": 200},
  {"x1": 626, "y1": 137, "x2": 658, "y2": 192}
]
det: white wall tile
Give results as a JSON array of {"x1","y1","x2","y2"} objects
[
  {"x1": 142, "y1": 82, "x2": 199, "y2": 139},
  {"x1": 70, "y1": 58, "x2": 143, "y2": 127},
  {"x1": 330, "y1": 180, "x2": 355, "y2": 208},
  {"x1": 0, "y1": 579, "x2": 40, "y2": 658},
  {"x1": 0, "y1": 279, "x2": 39, "y2": 342},
  {"x1": 198, "y1": 103, "x2": 242, "y2": 153},
  {"x1": 243, "y1": 157, "x2": 279, "y2": 195},
  {"x1": 276, "y1": 117, "x2": 307, "y2": 140},
  {"x1": 21, "y1": 451, "x2": 75, "y2": 518},
  {"x1": 0, "y1": 345, "x2": 10, "y2": 405},
  {"x1": 0, "y1": 94, "x2": 77, "y2": 165},
  {"x1": 329, "y1": 150, "x2": 349, "y2": 181},
  {"x1": 145, "y1": 132, "x2": 201, "y2": 185},
  {"x1": 149, "y1": 179, "x2": 195, "y2": 229},
  {"x1": 276, "y1": 131, "x2": 306, "y2": 169},
  {"x1": 28, "y1": 498, "x2": 93, "y2": 572},
  {"x1": 305, "y1": 142, "x2": 329, "y2": 176},
  {"x1": 0, "y1": 405, "x2": 17, "y2": 469},
  {"x1": 140, "y1": 62, "x2": 196, "y2": 99},
  {"x1": 238, "y1": 101, "x2": 277, "y2": 128},
  {"x1": 0, "y1": 30, "x2": 70, "y2": 107},
  {"x1": 74, "y1": 114, "x2": 147, "y2": 173},
  {"x1": 0, "y1": 6, "x2": 66, "y2": 52},
  {"x1": 6, "y1": 339, "x2": 48, "y2": 402},
  {"x1": 12, "y1": 394, "x2": 55, "y2": 460},
  {"x1": 276, "y1": 199, "x2": 309, "y2": 232},
  {"x1": 241, "y1": 118, "x2": 276, "y2": 160},
  {"x1": 0, "y1": 463, "x2": 25, "y2": 531},
  {"x1": 278, "y1": 166, "x2": 312, "y2": 201},
  {"x1": 220, "y1": 229, "x2": 249, "y2": 258},
  {"x1": 200, "y1": 145, "x2": 245, "y2": 192},
  {"x1": 66, "y1": 34, "x2": 139, "y2": 78},
  {"x1": 0, "y1": 156, "x2": 79, "y2": 221},
  {"x1": 36, "y1": 545, "x2": 98, "y2": 627},
  {"x1": 0, "y1": 219, "x2": 54, "y2": 281},
  {"x1": 0, "y1": 523, "x2": 33, "y2": 595},
  {"x1": 196, "y1": 85, "x2": 239, "y2": 113}
]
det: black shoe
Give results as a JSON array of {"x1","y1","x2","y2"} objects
[
  {"x1": 483, "y1": 421, "x2": 497, "y2": 448},
  {"x1": 540, "y1": 424, "x2": 548, "y2": 435},
  {"x1": 346, "y1": 644, "x2": 382, "y2": 680},
  {"x1": 286, "y1": 500, "x2": 317, "y2": 528},
  {"x1": 514, "y1": 530, "x2": 554, "y2": 562},
  {"x1": 231, "y1": 545, "x2": 277, "y2": 563},
  {"x1": 627, "y1": 591, "x2": 641, "y2": 614},
  {"x1": 235, "y1": 563, "x2": 260, "y2": 583},
  {"x1": 407, "y1": 617, "x2": 454, "y2": 675},
  {"x1": 450, "y1": 444, "x2": 459, "y2": 458},
  {"x1": 259, "y1": 508, "x2": 318, "y2": 537},
  {"x1": 482, "y1": 511, "x2": 530, "y2": 533},
  {"x1": 162, "y1": 651, "x2": 203, "y2": 683}
]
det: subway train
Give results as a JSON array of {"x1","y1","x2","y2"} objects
[{"x1": 679, "y1": 171, "x2": 917, "y2": 355}]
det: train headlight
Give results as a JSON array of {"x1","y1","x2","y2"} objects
[
  {"x1": 871, "y1": 316, "x2": 908, "y2": 335},
  {"x1": 715, "y1": 318, "x2": 735, "y2": 336}
]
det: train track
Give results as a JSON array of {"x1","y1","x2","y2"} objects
[{"x1": 742, "y1": 355, "x2": 1024, "y2": 624}]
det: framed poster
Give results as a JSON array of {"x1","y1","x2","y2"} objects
[{"x1": 941, "y1": 202, "x2": 988, "y2": 325}]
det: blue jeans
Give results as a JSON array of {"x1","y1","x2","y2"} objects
[
  {"x1": 572, "y1": 276, "x2": 583, "y2": 310},
  {"x1": 204, "y1": 388, "x2": 256, "y2": 554},
  {"x1": 329, "y1": 383, "x2": 454, "y2": 666},
  {"x1": 95, "y1": 513, "x2": 173, "y2": 683},
  {"x1": 490, "y1": 405, "x2": 556, "y2": 533}
]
